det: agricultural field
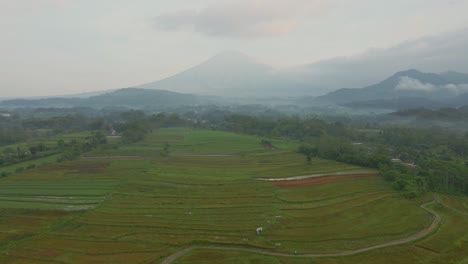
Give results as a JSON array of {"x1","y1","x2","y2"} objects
[
  {"x1": 0, "y1": 131, "x2": 107, "y2": 174},
  {"x1": 0, "y1": 128, "x2": 464, "y2": 264},
  {"x1": 174, "y1": 195, "x2": 468, "y2": 264}
]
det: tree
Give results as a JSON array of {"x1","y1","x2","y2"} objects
[
  {"x1": 29, "y1": 145, "x2": 38, "y2": 156},
  {"x1": 57, "y1": 139, "x2": 65, "y2": 151},
  {"x1": 121, "y1": 121, "x2": 149, "y2": 143},
  {"x1": 260, "y1": 139, "x2": 273, "y2": 149},
  {"x1": 297, "y1": 144, "x2": 318, "y2": 163},
  {"x1": 161, "y1": 142, "x2": 170, "y2": 157}
]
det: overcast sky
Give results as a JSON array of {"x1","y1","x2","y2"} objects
[{"x1": 1, "y1": 0, "x2": 468, "y2": 97}]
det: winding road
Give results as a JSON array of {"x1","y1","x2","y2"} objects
[{"x1": 159, "y1": 200, "x2": 441, "y2": 264}]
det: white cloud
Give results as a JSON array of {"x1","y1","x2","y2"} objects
[
  {"x1": 444, "y1": 83, "x2": 468, "y2": 94},
  {"x1": 395, "y1": 77, "x2": 468, "y2": 94},
  {"x1": 154, "y1": 0, "x2": 328, "y2": 37},
  {"x1": 396, "y1": 77, "x2": 435, "y2": 91}
]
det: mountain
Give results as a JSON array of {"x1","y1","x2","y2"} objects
[
  {"x1": 139, "y1": 51, "x2": 309, "y2": 97},
  {"x1": 137, "y1": 28, "x2": 468, "y2": 97},
  {"x1": 316, "y1": 69, "x2": 468, "y2": 108},
  {"x1": 439, "y1": 71, "x2": 468, "y2": 84},
  {"x1": 0, "y1": 88, "x2": 209, "y2": 110}
]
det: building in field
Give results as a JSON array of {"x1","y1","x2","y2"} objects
[{"x1": 256, "y1": 227, "x2": 263, "y2": 235}]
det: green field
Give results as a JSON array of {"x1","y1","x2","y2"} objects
[
  {"x1": 0, "y1": 128, "x2": 464, "y2": 263},
  {"x1": 0, "y1": 131, "x2": 106, "y2": 174}
]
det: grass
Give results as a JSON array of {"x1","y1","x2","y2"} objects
[{"x1": 0, "y1": 128, "x2": 463, "y2": 264}]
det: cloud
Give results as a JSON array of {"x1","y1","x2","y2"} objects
[
  {"x1": 290, "y1": 28, "x2": 468, "y2": 94},
  {"x1": 0, "y1": 0, "x2": 71, "y2": 10},
  {"x1": 154, "y1": 0, "x2": 327, "y2": 37},
  {"x1": 396, "y1": 77, "x2": 435, "y2": 91},
  {"x1": 444, "y1": 83, "x2": 468, "y2": 94},
  {"x1": 395, "y1": 77, "x2": 468, "y2": 94}
]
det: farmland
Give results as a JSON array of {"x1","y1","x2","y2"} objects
[{"x1": 0, "y1": 128, "x2": 464, "y2": 263}]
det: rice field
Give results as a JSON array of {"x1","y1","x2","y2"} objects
[
  {"x1": 0, "y1": 128, "x2": 461, "y2": 264},
  {"x1": 175, "y1": 195, "x2": 468, "y2": 264}
]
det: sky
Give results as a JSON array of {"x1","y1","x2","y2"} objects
[{"x1": 1, "y1": 0, "x2": 468, "y2": 97}]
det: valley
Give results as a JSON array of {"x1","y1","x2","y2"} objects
[{"x1": 0, "y1": 128, "x2": 465, "y2": 263}]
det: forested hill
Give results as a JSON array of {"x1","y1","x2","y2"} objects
[
  {"x1": 0, "y1": 88, "x2": 209, "y2": 109},
  {"x1": 390, "y1": 105, "x2": 468, "y2": 121}
]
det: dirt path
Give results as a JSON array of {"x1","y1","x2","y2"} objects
[
  {"x1": 159, "y1": 200, "x2": 440, "y2": 264},
  {"x1": 258, "y1": 170, "x2": 377, "y2": 182},
  {"x1": 272, "y1": 173, "x2": 378, "y2": 188},
  {"x1": 82, "y1": 155, "x2": 156, "y2": 159},
  {"x1": 82, "y1": 154, "x2": 236, "y2": 159}
]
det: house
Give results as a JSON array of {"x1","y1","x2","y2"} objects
[
  {"x1": 107, "y1": 126, "x2": 121, "y2": 139},
  {"x1": 256, "y1": 227, "x2": 263, "y2": 235},
  {"x1": 403, "y1": 162, "x2": 417, "y2": 168}
]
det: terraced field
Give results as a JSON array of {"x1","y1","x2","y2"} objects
[
  {"x1": 174, "y1": 195, "x2": 468, "y2": 264},
  {"x1": 0, "y1": 128, "x2": 462, "y2": 263}
]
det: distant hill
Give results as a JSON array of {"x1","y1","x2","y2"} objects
[
  {"x1": 316, "y1": 69, "x2": 468, "y2": 109},
  {"x1": 59, "y1": 89, "x2": 118, "y2": 98},
  {"x1": 383, "y1": 105, "x2": 468, "y2": 131},
  {"x1": 0, "y1": 88, "x2": 209, "y2": 110},
  {"x1": 138, "y1": 51, "x2": 310, "y2": 97},
  {"x1": 391, "y1": 106, "x2": 468, "y2": 121}
]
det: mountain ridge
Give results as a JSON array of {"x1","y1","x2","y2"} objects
[{"x1": 316, "y1": 69, "x2": 468, "y2": 107}]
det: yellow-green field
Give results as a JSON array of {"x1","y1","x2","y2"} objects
[{"x1": 0, "y1": 128, "x2": 464, "y2": 264}]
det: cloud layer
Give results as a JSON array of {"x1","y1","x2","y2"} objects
[
  {"x1": 395, "y1": 77, "x2": 468, "y2": 95},
  {"x1": 396, "y1": 77, "x2": 435, "y2": 91},
  {"x1": 154, "y1": 0, "x2": 327, "y2": 37}
]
